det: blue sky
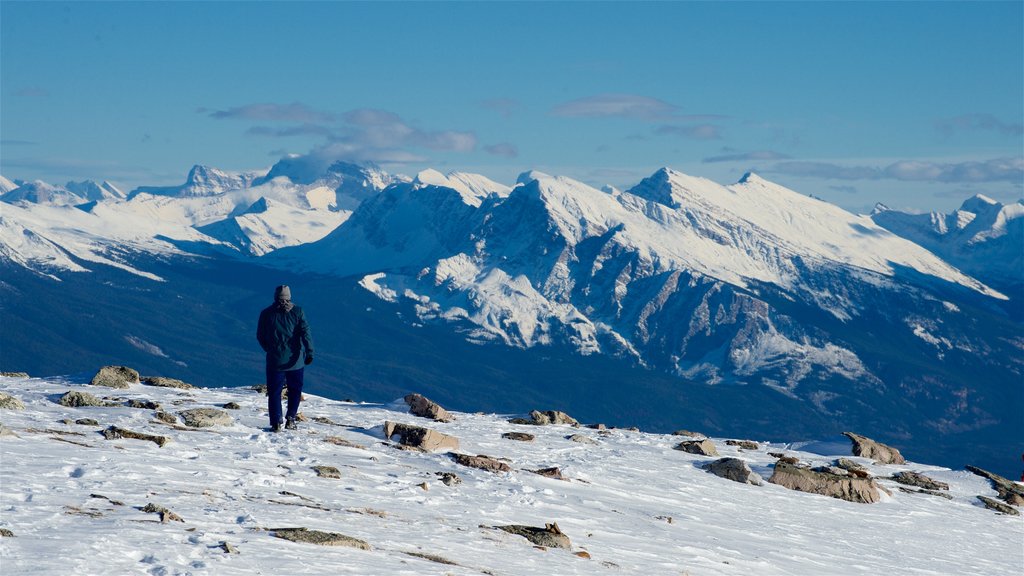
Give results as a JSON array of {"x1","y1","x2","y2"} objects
[{"x1": 2, "y1": 1, "x2": 1021, "y2": 212}]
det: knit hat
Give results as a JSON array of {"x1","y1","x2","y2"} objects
[{"x1": 275, "y1": 285, "x2": 291, "y2": 301}]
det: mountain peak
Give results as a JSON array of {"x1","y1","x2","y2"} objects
[
  {"x1": 626, "y1": 167, "x2": 680, "y2": 208},
  {"x1": 958, "y1": 193, "x2": 1000, "y2": 214}
]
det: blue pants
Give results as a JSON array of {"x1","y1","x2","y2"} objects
[{"x1": 267, "y1": 367, "x2": 304, "y2": 427}]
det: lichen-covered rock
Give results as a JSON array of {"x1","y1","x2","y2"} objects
[
  {"x1": 509, "y1": 410, "x2": 579, "y2": 426},
  {"x1": 451, "y1": 453, "x2": 511, "y2": 473},
  {"x1": 0, "y1": 393, "x2": 25, "y2": 410},
  {"x1": 90, "y1": 366, "x2": 140, "y2": 389},
  {"x1": 703, "y1": 457, "x2": 763, "y2": 486},
  {"x1": 178, "y1": 408, "x2": 232, "y2": 428},
  {"x1": 495, "y1": 522, "x2": 571, "y2": 549},
  {"x1": 141, "y1": 376, "x2": 193, "y2": 389},
  {"x1": 404, "y1": 393, "x2": 454, "y2": 422},
  {"x1": 769, "y1": 460, "x2": 881, "y2": 503},
  {"x1": 978, "y1": 495, "x2": 1020, "y2": 515},
  {"x1": 102, "y1": 426, "x2": 168, "y2": 447},
  {"x1": 272, "y1": 527, "x2": 370, "y2": 549},
  {"x1": 892, "y1": 471, "x2": 949, "y2": 491},
  {"x1": 673, "y1": 439, "x2": 719, "y2": 456},
  {"x1": 502, "y1": 432, "x2": 535, "y2": 442},
  {"x1": 383, "y1": 421, "x2": 459, "y2": 452},
  {"x1": 842, "y1": 432, "x2": 906, "y2": 464},
  {"x1": 58, "y1": 390, "x2": 106, "y2": 408}
]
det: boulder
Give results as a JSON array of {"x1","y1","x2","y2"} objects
[
  {"x1": 75, "y1": 418, "x2": 100, "y2": 426},
  {"x1": 835, "y1": 458, "x2": 871, "y2": 478},
  {"x1": 312, "y1": 465, "x2": 341, "y2": 479},
  {"x1": 769, "y1": 460, "x2": 881, "y2": 503},
  {"x1": 271, "y1": 528, "x2": 370, "y2": 549},
  {"x1": 531, "y1": 467, "x2": 565, "y2": 480},
  {"x1": 435, "y1": 472, "x2": 462, "y2": 486},
  {"x1": 58, "y1": 390, "x2": 107, "y2": 408},
  {"x1": 842, "y1": 432, "x2": 905, "y2": 464},
  {"x1": 125, "y1": 399, "x2": 161, "y2": 410},
  {"x1": 672, "y1": 429, "x2": 705, "y2": 437},
  {"x1": 725, "y1": 440, "x2": 759, "y2": 450},
  {"x1": 703, "y1": 457, "x2": 763, "y2": 486},
  {"x1": 502, "y1": 432, "x2": 535, "y2": 442},
  {"x1": 451, "y1": 453, "x2": 511, "y2": 473},
  {"x1": 154, "y1": 411, "x2": 177, "y2": 424},
  {"x1": 383, "y1": 421, "x2": 459, "y2": 452},
  {"x1": 90, "y1": 366, "x2": 140, "y2": 389},
  {"x1": 223, "y1": 402, "x2": 241, "y2": 410},
  {"x1": 567, "y1": 434, "x2": 597, "y2": 445},
  {"x1": 978, "y1": 495, "x2": 1020, "y2": 516},
  {"x1": 673, "y1": 439, "x2": 719, "y2": 456},
  {"x1": 102, "y1": 426, "x2": 168, "y2": 447},
  {"x1": 140, "y1": 503, "x2": 184, "y2": 523},
  {"x1": 0, "y1": 528, "x2": 14, "y2": 537},
  {"x1": 141, "y1": 376, "x2": 193, "y2": 389},
  {"x1": 178, "y1": 408, "x2": 233, "y2": 428},
  {"x1": 965, "y1": 465, "x2": 1024, "y2": 506},
  {"x1": 510, "y1": 410, "x2": 579, "y2": 426},
  {"x1": 892, "y1": 471, "x2": 949, "y2": 491},
  {"x1": 0, "y1": 393, "x2": 25, "y2": 410},
  {"x1": 404, "y1": 393, "x2": 454, "y2": 423},
  {"x1": 495, "y1": 522, "x2": 571, "y2": 549}
]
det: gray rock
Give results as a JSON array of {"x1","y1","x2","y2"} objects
[
  {"x1": 892, "y1": 471, "x2": 949, "y2": 491},
  {"x1": 90, "y1": 366, "x2": 140, "y2": 389},
  {"x1": 0, "y1": 372, "x2": 29, "y2": 378},
  {"x1": 502, "y1": 432, "x2": 535, "y2": 442},
  {"x1": 178, "y1": 408, "x2": 232, "y2": 428},
  {"x1": 272, "y1": 527, "x2": 370, "y2": 549},
  {"x1": 451, "y1": 453, "x2": 511, "y2": 473},
  {"x1": 978, "y1": 495, "x2": 1020, "y2": 515},
  {"x1": 0, "y1": 528, "x2": 14, "y2": 537},
  {"x1": 102, "y1": 426, "x2": 168, "y2": 447},
  {"x1": 141, "y1": 503, "x2": 184, "y2": 522},
  {"x1": 725, "y1": 440, "x2": 759, "y2": 450},
  {"x1": 567, "y1": 433, "x2": 597, "y2": 445},
  {"x1": 0, "y1": 393, "x2": 25, "y2": 410},
  {"x1": 383, "y1": 421, "x2": 459, "y2": 452},
  {"x1": 842, "y1": 431, "x2": 906, "y2": 465},
  {"x1": 58, "y1": 390, "x2": 106, "y2": 407},
  {"x1": 154, "y1": 411, "x2": 177, "y2": 424},
  {"x1": 703, "y1": 457, "x2": 763, "y2": 486},
  {"x1": 965, "y1": 465, "x2": 1024, "y2": 506},
  {"x1": 531, "y1": 467, "x2": 565, "y2": 480},
  {"x1": 897, "y1": 486, "x2": 953, "y2": 500},
  {"x1": 323, "y1": 436, "x2": 366, "y2": 449},
  {"x1": 672, "y1": 429, "x2": 705, "y2": 437},
  {"x1": 495, "y1": 522, "x2": 571, "y2": 549},
  {"x1": 75, "y1": 418, "x2": 100, "y2": 426},
  {"x1": 312, "y1": 465, "x2": 341, "y2": 479},
  {"x1": 223, "y1": 402, "x2": 241, "y2": 410},
  {"x1": 125, "y1": 399, "x2": 161, "y2": 410},
  {"x1": 510, "y1": 410, "x2": 579, "y2": 426},
  {"x1": 404, "y1": 393, "x2": 454, "y2": 422},
  {"x1": 219, "y1": 541, "x2": 240, "y2": 554},
  {"x1": 673, "y1": 439, "x2": 719, "y2": 456},
  {"x1": 435, "y1": 472, "x2": 462, "y2": 486},
  {"x1": 769, "y1": 460, "x2": 881, "y2": 503},
  {"x1": 141, "y1": 376, "x2": 194, "y2": 389},
  {"x1": 835, "y1": 458, "x2": 871, "y2": 478}
]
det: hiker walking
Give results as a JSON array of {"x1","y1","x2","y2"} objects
[{"x1": 257, "y1": 285, "x2": 314, "y2": 432}]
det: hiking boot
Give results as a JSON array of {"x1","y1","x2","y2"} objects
[
  {"x1": 285, "y1": 418, "x2": 297, "y2": 430},
  {"x1": 270, "y1": 422, "x2": 281, "y2": 433}
]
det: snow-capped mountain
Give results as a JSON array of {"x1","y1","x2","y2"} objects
[
  {"x1": 872, "y1": 195, "x2": 1023, "y2": 292},
  {"x1": 0, "y1": 180, "x2": 87, "y2": 206},
  {"x1": 0, "y1": 174, "x2": 21, "y2": 194},
  {"x1": 255, "y1": 158, "x2": 406, "y2": 211},
  {"x1": 129, "y1": 164, "x2": 263, "y2": 199},
  {"x1": 65, "y1": 179, "x2": 126, "y2": 202}
]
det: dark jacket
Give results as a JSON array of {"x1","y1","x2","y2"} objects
[{"x1": 257, "y1": 303, "x2": 314, "y2": 371}]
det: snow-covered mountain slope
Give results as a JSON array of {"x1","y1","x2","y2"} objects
[
  {"x1": 0, "y1": 180, "x2": 86, "y2": 206},
  {"x1": 65, "y1": 180, "x2": 126, "y2": 201},
  {"x1": 129, "y1": 165, "x2": 262, "y2": 199},
  {"x1": 197, "y1": 197, "x2": 349, "y2": 257},
  {"x1": 256, "y1": 159, "x2": 405, "y2": 211},
  {"x1": 1, "y1": 374, "x2": 1020, "y2": 576},
  {"x1": 0, "y1": 175, "x2": 18, "y2": 194},
  {"x1": 872, "y1": 195, "x2": 1023, "y2": 290}
]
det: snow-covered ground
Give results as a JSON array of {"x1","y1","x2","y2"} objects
[{"x1": 1, "y1": 374, "x2": 1021, "y2": 575}]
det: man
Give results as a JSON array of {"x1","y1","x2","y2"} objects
[{"x1": 256, "y1": 285, "x2": 314, "y2": 432}]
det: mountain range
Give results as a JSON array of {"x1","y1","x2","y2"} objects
[{"x1": 1, "y1": 159, "x2": 1021, "y2": 477}]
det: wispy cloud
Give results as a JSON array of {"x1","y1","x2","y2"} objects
[
  {"x1": 936, "y1": 113, "x2": 1023, "y2": 137},
  {"x1": 484, "y1": 142, "x2": 519, "y2": 158},
  {"x1": 552, "y1": 93, "x2": 724, "y2": 123},
  {"x1": 829, "y1": 185, "x2": 858, "y2": 194},
  {"x1": 480, "y1": 98, "x2": 520, "y2": 118},
  {"x1": 1, "y1": 139, "x2": 38, "y2": 146},
  {"x1": 770, "y1": 157, "x2": 1023, "y2": 184},
  {"x1": 2, "y1": 156, "x2": 169, "y2": 182},
  {"x1": 209, "y1": 102, "x2": 337, "y2": 124},
  {"x1": 703, "y1": 150, "x2": 790, "y2": 163},
  {"x1": 655, "y1": 124, "x2": 722, "y2": 140},
  {"x1": 246, "y1": 124, "x2": 335, "y2": 138}
]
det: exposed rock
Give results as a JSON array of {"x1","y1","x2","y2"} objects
[
  {"x1": 141, "y1": 503, "x2": 184, "y2": 522},
  {"x1": 892, "y1": 471, "x2": 949, "y2": 491},
  {"x1": 898, "y1": 487, "x2": 953, "y2": 500},
  {"x1": 725, "y1": 440, "x2": 759, "y2": 450},
  {"x1": 835, "y1": 458, "x2": 871, "y2": 478},
  {"x1": 154, "y1": 411, "x2": 177, "y2": 424},
  {"x1": 324, "y1": 436, "x2": 366, "y2": 449},
  {"x1": 587, "y1": 423, "x2": 607, "y2": 430},
  {"x1": 102, "y1": 426, "x2": 168, "y2": 447},
  {"x1": 451, "y1": 453, "x2": 511, "y2": 473},
  {"x1": 272, "y1": 527, "x2": 370, "y2": 549},
  {"x1": 0, "y1": 424, "x2": 18, "y2": 438},
  {"x1": 769, "y1": 460, "x2": 881, "y2": 503},
  {"x1": 219, "y1": 541, "x2": 240, "y2": 554},
  {"x1": 510, "y1": 410, "x2": 579, "y2": 426},
  {"x1": 404, "y1": 551, "x2": 458, "y2": 565},
  {"x1": 495, "y1": 522, "x2": 571, "y2": 549},
  {"x1": 673, "y1": 439, "x2": 719, "y2": 456},
  {"x1": 223, "y1": 402, "x2": 241, "y2": 410},
  {"x1": 965, "y1": 465, "x2": 1024, "y2": 506},
  {"x1": 842, "y1": 431, "x2": 905, "y2": 465},
  {"x1": 0, "y1": 372, "x2": 29, "y2": 378},
  {"x1": 531, "y1": 467, "x2": 565, "y2": 480},
  {"x1": 383, "y1": 421, "x2": 459, "y2": 452},
  {"x1": 435, "y1": 471, "x2": 462, "y2": 486},
  {"x1": 418, "y1": 482, "x2": 429, "y2": 491},
  {"x1": 978, "y1": 495, "x2": 1020, "y2": 515},
  {"x1": 75, "y1": 418, "x2": 100, "y2": 426},
  {"x1": 574, "y1": 551, "x2": 592, "y2": 559},
  {"x1": 178, "y1": 408, "x2": 232, "y2": 428},
  {"x1": 312, "y1": 465, "x2": 341, "y2": 479},
  {"x1": 777, "y1": 455, "x2": 800, "y2": 465},
  {"x1": 813, "y1": 465, "x2": 849, "y2": 476},
  {"x1": 703, "y1": 457, "x2": 763, "y2": 486},
  {"x1": 404, "y1": 393, "x2": 454, "y2": 422},
  {"x1": 567, "y1": 433, "x2": 597, "y2": 445},
  {"x1": 0, "y1": 393, "x2": 25, "y2": 410},
  {"x1": 0, "y1": 528, "x2": 15, "y2": 537},
  {"x1": 58, "y1": 391, "x2": 105, "y2": 408},
  {"x1": 90, "y1": 366, "x2": 140, "y2": 389},
  {"x1": 125, "y1": 399, "x2": 161, "y2": 410},
  {"x1": 672, "y1": 429, "x2": 704, "y2": 437},
  {"x1": 141, "y1": 376, "x2": 193, "y2": 389},
  {"x1": 502, "y1": 432, "x2": 535, "y2": 442}
]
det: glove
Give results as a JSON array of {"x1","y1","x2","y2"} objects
[{"x1": 304, "y1": 355, "x2": 313, "y2": 365}]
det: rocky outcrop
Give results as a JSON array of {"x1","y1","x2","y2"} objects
[
  {"x1": 502, "y1": 432, "x2": 535, "y2": 442},
  {"x1": 769, "y1": 460, "x2": 881, "y2": 503},
  {"x1": 966, "y1": 465, "x2": 1024, "y2": 506},
  {"x1": 892, "y1": 471, "x2": 949, "y2": 491},
  {"x1": 312, "y1": 465, "x2": 341, "y2": 479},
  {"x1": 125, "y1": 399, "x2": 161, "y2": 410},
  {"x1": 673, "y1": 439, "x2": 719, "y2": 456},
  {"x1": 725, "y1": 440, "x2": 759, "y2": 450},
  {"x1": 835, "y1": 458, "x2": 871, "y2": 478},
  {"x1": 271, "y1": 527, "x2": 371, "y2": 549},
  {"x1": 404, "y1": 393, "x2": 453, "y2": 422},
  {"x1": 141, "y1": 376, "x2": 193, "y2": 389},
  {"x1": 58, "y1": 390, "x2": 112, "y2": 408},
  {"x1": 495, "y1": 522, "x2": 571, "y2": 549},
  {"x1": 178, "y1": 408, "x2": 232, "y2": 428},
  {"x1": 567, "y1": 433, "x2": 597, "y2": 445},
  {"x1": 978, "y1": 496, "x2": 1020, "y2": 516},
  {"x1": 141, "y1": 503, "x2": 184, "y2": 523},
  {"x1": 90, "y1": 366, "x2": 140, "y2": 389},
  {"x1": 0, "y1": 372, "x2": 29, "y2": 378},
  {"x1": 672, "y1": 429, "x2": 705, "y2": 437},
  {"x1": 703, "y1": 457, "x2": 763, "y2": 485},
  {"x1": 102, "y1": 426, "x2": 168, "y2": 447},
  {"x1": 451, "y1": 453, "x2": 511, "y2": 473},
  {"x1": 0, "y1": 393, "x2": 25, "y2": 410},
  {"x1": 383, "y1": 421, "x2": 459, "y2": 452},
  {"x1": 75, "y1": 418, "x2": 100, "y2": 426},
  {"x1": 842, "y1": 432, "x2": 905, "y2": 464},
  {"x1": 509, "y1": 410, "x2": 579, "y2": 426},
  {"x1": 531, "y1": 467, "x2": 565, "y2": 480}
]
